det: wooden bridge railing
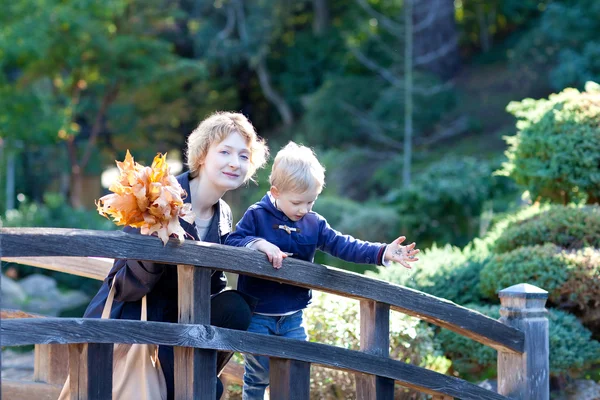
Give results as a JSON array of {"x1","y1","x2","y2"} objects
[{"x1": 0, "y1": 228, "x2": 550, "y2": 399}]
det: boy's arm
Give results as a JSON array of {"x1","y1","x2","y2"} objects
[
  {"x1": 318, "y1": 217, "x2": 420, "y2": 268},
  {"x1": 225, "y1": 208, "x2": 261, "y2": 248},
  {"x1": 317, "y1": 218, "x2": 386, "y2": 265}
]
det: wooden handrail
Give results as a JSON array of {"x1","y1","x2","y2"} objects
[
  {"x1": 1, "y1": 227, "x2": 524, "y2": 353},
  {"x1": 1, "y1": 318, "x2": 509, "y2": 400}
]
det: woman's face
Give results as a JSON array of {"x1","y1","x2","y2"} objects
[{"x1": 200, "y1": 132, "x2": 251, "y2": 192}]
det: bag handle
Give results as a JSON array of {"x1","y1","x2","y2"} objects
[{"x1": 101, "y1": 281, "x2": 148, "y2": 322}]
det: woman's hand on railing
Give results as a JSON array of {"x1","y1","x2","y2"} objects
[{"x1": 384, "y1": 236, "x2": 420, "y2": 269}]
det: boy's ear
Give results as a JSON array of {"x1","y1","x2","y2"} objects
[{"x1": 270, "y1": 186, "x2": 280, "y2": 198}]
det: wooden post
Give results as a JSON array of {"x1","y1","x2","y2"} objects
[
  {"x1": 356, "y1": 300, "x2": 394, "y2": 400},
  {"x1": 67, "y1": 343, "x2": 113, "y2": 400},
  {"x1": 174, "y1": 265, "x2": 216, "y2": 400},
  {"x1": 34, "y1": 344, "x2": 69, "y2": 384},
  {"x1": 270, "y1": 358, "x2": 311, "y2": 400},
  {"x1": 498, "y1": 283, "x2": 549, "y2": 400}
]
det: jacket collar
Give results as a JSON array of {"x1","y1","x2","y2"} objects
[
  {"x1": 258, "y1": 192, "x2": 288, "y2": 221},
  {"x1": 176, "y1": 171, "x2": 230, "y2": 240}
]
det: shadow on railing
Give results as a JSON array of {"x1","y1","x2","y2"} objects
[{"x1": 0, "y1": 228, "x2": 550, "y2": 400}]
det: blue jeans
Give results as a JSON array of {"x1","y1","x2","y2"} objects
[{"x1": 242, "y1": 311, "x2": 307, "y2": 400}]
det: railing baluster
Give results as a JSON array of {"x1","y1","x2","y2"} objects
[
  {"x1": 174, "y1": 264, "x2": 216, "y2": 399},
  {"x1": 498, "y1": 284, "x2": 549, "y2": 400},
  {"x1": 34, "y1": 343, "x2": 69, "y2": 384},
  {"x1": 270, "y1": 358, "x2": 311, "y2": 400},
  {"x1": 67, "y1": 343, "x2": 112, "y2": 400},
  {"x1": 356, "y1": 300, "x2": 394, "y2": 400}
]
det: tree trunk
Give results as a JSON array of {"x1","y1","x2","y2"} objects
[
  {"x1": 403, "y1": 0, "x2": 413, "y2": 188},
  {"x1": 412, "y1": 0, "x2": 460, "y2": 80},
  {"x1": 312, "y1": 0, "x2": 329, "y2": 36}
]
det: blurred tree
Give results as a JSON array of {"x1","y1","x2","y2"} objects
[
  {"x1": 0, "y1": 0, "x2": 202, "y2": 207},
  {"x1": 512, "y1": 0, "x2": 600, "y2": 90}
]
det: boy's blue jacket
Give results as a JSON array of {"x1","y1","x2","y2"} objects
[{"x1": 226, "y1": 194, "x2": 387, "y2": 314}]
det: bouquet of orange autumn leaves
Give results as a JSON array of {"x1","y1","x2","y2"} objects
[{"x1": 96, "y1": 151, "x2": 195, "y2": 245}]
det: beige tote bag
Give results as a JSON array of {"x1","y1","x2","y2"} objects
[{"x1": 58, "y1": 284, "x2": 167, "y2": 400}]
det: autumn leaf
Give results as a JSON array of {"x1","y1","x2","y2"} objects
[{"x1": 96, "y1": 150, "x2": 195, "y2": 245}]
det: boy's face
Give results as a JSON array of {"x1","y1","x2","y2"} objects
[{"x1": 271, "y1": 186, "x2": 320, "y2": 222}]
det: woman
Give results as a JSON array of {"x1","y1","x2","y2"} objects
[{"x1": 84, "y1": 111, "x2": 269, "y2": 399}]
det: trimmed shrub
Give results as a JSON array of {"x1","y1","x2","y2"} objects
[
  {"x1": 480, "y1": 245, "x2": 600, "y2": 338},
  {"x1": 480, "y1": 244, "x2": 572, "y2": 301},
  {"x1": 436, "y1": 304, "x2": 600, "y2": 377},
  {"x1": 501, "y1": 84, "x2": 600, "y2": 204},
  {"x1": 493, "y1": 205, "x2": 600, "y2": 253}
]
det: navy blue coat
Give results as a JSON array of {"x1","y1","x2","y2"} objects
[
  {"x1": 83, "y1": 171, "x2": 232, "y2": 322},
  {"x1": 226, "y1": 194, "x2": 386, "y2": 314}
]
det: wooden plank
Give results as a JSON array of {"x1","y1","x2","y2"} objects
[
  {"x1": 270, "y1": 358, "x2": 310, "y2": 400},
  {"x1": 0, "y1": 228, "x2": 524, "y2": 353},
  {"x1": 1, "y1": 256, "x2": 112, "y2": 281},
  {"x1": 174, "y1": 265, "x2": 216, "y2": 400},
  {"x1": 1, "y1": 318, "x2": 509, "y2": 400},
  {"x1": 1, "y1": 379, "x2": 62, "y2": 400},
  {"x1": 67, "y1": 343, "x2": 113, "y2": 400},
  {"x1": 356, "y1": 300, "x2": 394, "y2": 400}
]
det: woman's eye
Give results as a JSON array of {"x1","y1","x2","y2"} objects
[
  {"x1": 220, "y1": 150, "x2": 229, "y2": 155},
  {"x1": 240, "y1": 154, "x2": 249, "y2": 160}
]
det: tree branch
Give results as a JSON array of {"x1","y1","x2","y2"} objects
[
  {"x1": 348, "y1": 45, "x2": 402, "y2": 87},
  {"x1": 355, "y1": 0, "x2": 404, "y2": 36},
  {"x1": 340, "y1": 101, "x2": 404, "y2": 151},
  {"x1": 414, "y1": 35, "x2": 458, "y2": 66}
]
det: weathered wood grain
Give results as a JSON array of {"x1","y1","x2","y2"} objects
[
  {"x1": 174, "y1": 265, "x2": 216, "y2": 400},
  {"x1": 1, "y1": 309, "x2": 69, "y2": 385},
  {"x1": 35, "y1": 343, "x2": 69, "y2": 384},
  {"x1": 270, "y1": 358, "x2": 311, "y2": 400},
  {"x1": 2, "y1": 318, "x2": 509, "y2": 400},
  {"x1": 356, "y1": 300, "x2": 394, "y2": 400},
  {"x1": 1, "y1": 380, "x2": 63, "y2": 400},
  {"x1": 498, "y1": 284, "x2": 550, "y2": 400},
  {"x1": 0, "y1": 228, "x2": 524, "y2": 353},
  {"x1": 67, "y1": 343, "x2": 113, "y2": 400}
]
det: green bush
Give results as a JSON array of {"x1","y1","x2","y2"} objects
[
  {"x1": 368, "y1": 241, "x2": 490, "y2": 305},
  {"x1": 386, "y1": 156, "x2": 518, "y2": 248},
  {"x1": 480, "y1": 245, "x2": 600, "y2": 332},
  {"x1": 305, "y1": 291, "x2": 450, "y2": 399},
  {"x1": 494, "y1": 205, "x2": 600, "y2": 253},
  {"x1": 436, "y1": 304, "x2": 600, "y2": 377},
  {"x1": 2, "y1": 192, "x2": 115, "y2": 230},
  {"x1": 501, "y1": 84, "x2": 600, "y2": 204},
  {"x1": 480, "y1": 244, "x2": 571, "y2": 301}
]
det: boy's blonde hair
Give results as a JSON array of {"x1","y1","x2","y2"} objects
[
  {"x1": 186, "y1": 111, "x2": 268, "y2": 181},
  {"x1": 269, "y1": 142, "x2": 325, "y2": 193}
]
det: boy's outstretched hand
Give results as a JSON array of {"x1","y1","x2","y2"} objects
[
  {"x1": 251, "y1": 239, "x2": 288, "y2": 269},
  {"x1": 385, "y1": 236, "x2": 420, "y2": 269}
]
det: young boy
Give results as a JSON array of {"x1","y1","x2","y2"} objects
[{"x1": 226, "y1": 142, "x2": 419, "y2": 399}]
